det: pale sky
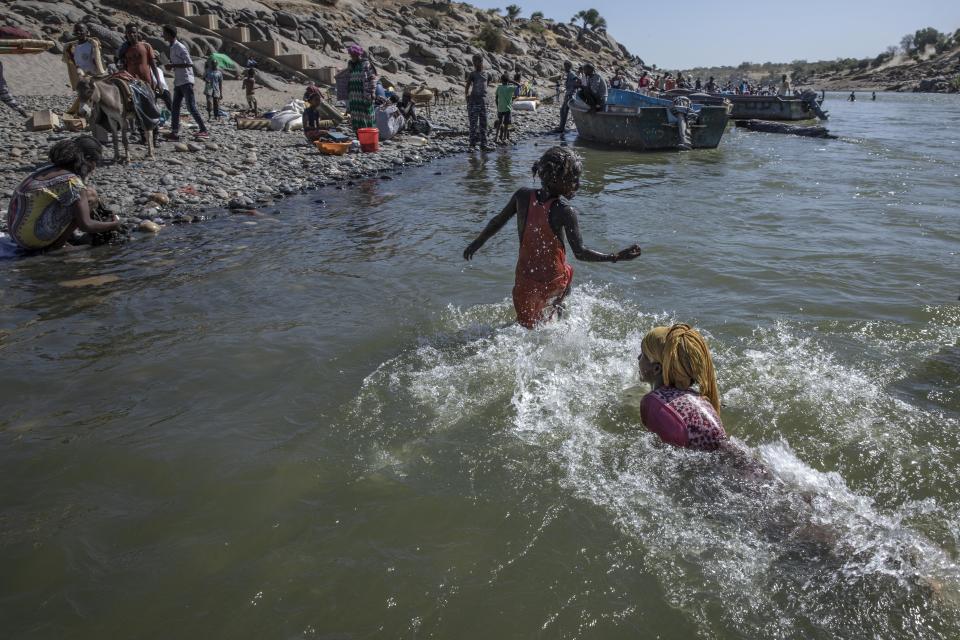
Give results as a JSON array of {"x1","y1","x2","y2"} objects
[{"x1": 467, "y1": 0, "x2": 960, "y2": 69}]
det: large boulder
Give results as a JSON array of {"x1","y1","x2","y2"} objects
[
  {"x1": 407, "y1": 42, "x2": 446, "y2": 64},
  {"x1": 505, "y1": 39, "x2": 527, "y2": 56},
  {"x1": 442, "y1": 60, "x2": 465, "y2": 78},
  {"x1": 275, "y1": 11, "x2": 299, "y2": 30}
]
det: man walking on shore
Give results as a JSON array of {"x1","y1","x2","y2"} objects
[
  {"x1": 162, "y1": 25, "x2": 208, "y2": 140},
  {"x1": 557, "y1": 61, "x2": 579, "y2": 134}
]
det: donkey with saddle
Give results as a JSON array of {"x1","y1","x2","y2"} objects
[{"x1": 76, "y1": 73, "x2": 161, "y2": 163}]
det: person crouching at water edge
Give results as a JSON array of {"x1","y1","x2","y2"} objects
[
  {"x1": 638, "y1": 324, "x2": 728, "y2": 450},
  {"x1": 463, "y1": 146, "x2": 642, "y2": 328},
  {"x1": 6, "y1": 136, "x2": 120, "y2": 251}
]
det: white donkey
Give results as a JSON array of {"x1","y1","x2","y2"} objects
[{"x1": 76, "y1": 76, "x2": 156, "y2": 163}]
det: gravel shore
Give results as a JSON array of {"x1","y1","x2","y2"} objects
[{"x1": 0, "y1": 93, "x2": 562, "y2": 244}]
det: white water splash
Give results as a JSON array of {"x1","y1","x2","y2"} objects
[{"x1": 348, "y1": 284, "x2": 960, "y2": 637}]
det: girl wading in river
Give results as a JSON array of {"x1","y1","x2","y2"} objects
[
  {"x1": 463, "y1": 146, "x2": 642, "y2": 328},
  {"x1": 638, "y1": 323, "x2": 728, "y2": 450}
]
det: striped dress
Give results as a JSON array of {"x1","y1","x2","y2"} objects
[{"x1": 347, "y1": 59, "x2": 375, "y2": 132}]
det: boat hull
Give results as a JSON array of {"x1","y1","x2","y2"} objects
[
  {"x1": 570, "y1": 104, "x2": 729, "y2": 151},
  {"x1": 726, "y1": 95, "x2": 816, "y2": 120}
]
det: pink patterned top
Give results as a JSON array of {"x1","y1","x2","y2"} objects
[{"x1": 640, "y1": 386, "x2": 727, "y2": 451}]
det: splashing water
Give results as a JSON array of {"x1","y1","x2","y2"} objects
[{"x1": 347, "y1": 284, "x2": 960, "y2": 638}]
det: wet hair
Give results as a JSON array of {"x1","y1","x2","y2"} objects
[
  {"x1": 472, "y1": 54, "x2": 483, "y2": 70},
  {"x1": 126, "y1": 22, "x2": 140, "y2": 33},
  {"x1": 563, "y1": 61, "x2": 572, "y2": 70},
  {"x1": 582, "y1": 63, "x2": 595, "y2": 74},
  {"x1": 531, "y1": 146, "x2": 582, "y2": 197},
  {"x1": 49, "y1": 136, "x2": 103, "y2": 179},
  {"x1": 162, "y1": 25, "x2": 177, "y2": 40},
  {"x1": 501, "y1": 73, "x2": 510, "y2": 84}
]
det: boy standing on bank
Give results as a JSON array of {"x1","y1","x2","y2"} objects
[{"x1": 494, "y1": 74, "x2": 514, "y2": 145}]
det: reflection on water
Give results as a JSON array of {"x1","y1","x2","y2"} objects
[{"x1": 0, "y1": 93, "x2": 958, "y2": 639}]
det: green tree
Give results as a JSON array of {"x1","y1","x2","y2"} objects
[
  {"x1": 900, "y1": 33, "x2": 914, "y2": 53},
  {"x1": 531, "y1": 11, "x2": 544, "y2": 21},
  {"x1": 505, "y1": 4, "x2": 521, "y2": 21},
  {"x1": 572, "y1": 8, "x2": 605, "y2": 30},
  {"x1": 912, "y1": 27, "x2": 941, "y2": 51}
]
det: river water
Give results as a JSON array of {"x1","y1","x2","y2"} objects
[{"x1": 2, "y1": 93, "x2": 959, "y2": 638}]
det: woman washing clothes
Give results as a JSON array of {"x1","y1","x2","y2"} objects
[
  {"x1": 6, "y1": 136, "x2": 120, "y2": 252},
  {"x1": 463, "y1": 146, "x2": 642, "y2": 328},
  {"x1": 637, "y1": 323, "x2": 728, "y2": 450}
]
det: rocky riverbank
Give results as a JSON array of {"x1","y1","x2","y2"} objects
[{"x1": 0, "y1": 93, "x2": 564, "y2": 244}]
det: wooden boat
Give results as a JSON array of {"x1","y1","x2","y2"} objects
[
  {"x1": 662, "y1": 89, "x2": 828, "y2": 121},
  {"x1": 725, "y1": 94, "x2": 822, "y2": 120},
  {"x1": 0, "y1": 39, "x2": 56, "y2": 55},
  {"x1": 570, "y1": 89, "x2": 729, "y2": 151}
]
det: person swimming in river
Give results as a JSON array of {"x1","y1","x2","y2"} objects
[
  {"x1": 637, "y1": 323, "x2": 728, "y2": 450},
  {"x1": 463, "y1": 146, "x2": 642, "y2": 329}
]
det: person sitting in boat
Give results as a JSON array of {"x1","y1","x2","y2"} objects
[
  {"x1": 848, "y1": 91, "x2": 856, "y2": 102},
  {"x1": 6, "y1": 136, "x2": 120, "y2": 252},
  {"x1": 638, "y1": 71, "x2": 651, "y2": 91},
  {"x1": 637, "y1": 323, "x2": 728, "y2": 451},
  {"x1": 610, "y1": 68, "x2": 626, "y2": 90},
  {"x1": 664, "y1": 73, "x2": 676, "y2": 91},
  {"x1": 577, "y1": 64, "x2": 607, "y2": 112},
  {"x1": 779, "y1": 74, "x2": 791, "y2": 96},
  {"x1": 705, "y1": 76, "x2": 718, "y2": 93},
  {"x1": 462, "y1": 146, "x2": 641, "y2": 329},
  {"x1": 695, "y1": 77, "x2": 702, "y2": 91}
]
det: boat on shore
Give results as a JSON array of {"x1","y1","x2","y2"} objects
[{"x1": 570, "y1": 89, "x2": 729, "y2": 151}]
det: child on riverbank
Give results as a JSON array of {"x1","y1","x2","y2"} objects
[
  {"x1": 463, "y1": 146, "x2": 642, "y2": 328},
  {"x1": 203, "y1": 58, "x2": 223, "y2": 121},
  {"x1": 242, "y1": 68, "x2": 257, "y2": 114},
  {"x1": 494, "y1": 74, "x2": 514, "y2": 145}
]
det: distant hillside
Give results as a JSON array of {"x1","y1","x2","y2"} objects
[{"x1": 681, "y1": 26, "x2": 960, "y2": 93}]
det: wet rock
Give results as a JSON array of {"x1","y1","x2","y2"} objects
[
  {"x1": 138, "y1": 220, "x2": 161, "y2": 233},
  {"x1": 149, "y1": 192, "x2": 170, "y2": 206}
]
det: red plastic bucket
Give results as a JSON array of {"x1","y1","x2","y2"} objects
[{"x1": 357, "y1": 127, "x2": 379, "y2": 152}]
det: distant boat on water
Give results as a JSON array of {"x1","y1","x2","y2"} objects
[
  {"x1": 570, "y1": 89, "x2": 730, "y2": 151},
  {"x1": 662, "y1": 89, "x2": 829, "y2": 121}
]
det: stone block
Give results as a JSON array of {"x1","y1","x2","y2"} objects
[
  {"x1": 218, "y1": 27, "x2": 249, "y2": 43},
  {"x1": 276, "y1": 54, "x2": 307, "y2": 70},
  {"x1": 303, "y1": 66, "x2": 337, "y2": 84},
  {"x1": 247, "y1": 40, "x2": 281, "y2": 57},
  {"x1": 159, "y1": 1, "x2": 195, "y2": 17},
  {"x1": 188, "y1": 14, "x2": 219, "y2": 30}
]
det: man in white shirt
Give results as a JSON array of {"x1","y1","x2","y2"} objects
[
  {"x1": 63, "y1": 23, "x2": 106, "y2": 90},
  {"x1": 162, "y1": 25, "x2": 208, "y2": 140}
]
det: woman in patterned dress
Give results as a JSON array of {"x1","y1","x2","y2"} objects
[
  {"x1": 6, "y1": 136, "x2": 120, "y2": 251},
  {"x1": 638, "y1": 323, "x2": 728, "y2": 451},
  {"x1": 346, "y1": 44, "x2": 376, "y2": 132}
]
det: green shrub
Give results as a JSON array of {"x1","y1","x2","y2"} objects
[{"x1": 476, "y1": 24, "x2": 508, "y2": 53}]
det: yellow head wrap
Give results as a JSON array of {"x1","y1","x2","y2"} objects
[{"x1": 641, "y1": 323, "x2": 721, "y2": 413}]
